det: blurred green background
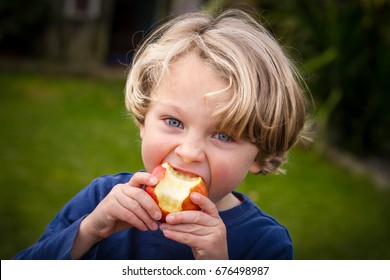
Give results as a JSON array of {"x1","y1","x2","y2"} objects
[{"x1": 1, "y1": 0, "x2": 389, "y2": 259}]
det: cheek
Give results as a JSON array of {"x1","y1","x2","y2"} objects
[
  {"x1": 141, "y1": 138, "x2": 161, "y2": 172},
  {"x1": 207, "y1": 150, "x2": 257, "y2": 201},
  {"x1": 207, "y1": 160, "x2": 245, "y2": 201},
  {"x1": 141, "y1": 133, "x2": 174, "y2": 172}
]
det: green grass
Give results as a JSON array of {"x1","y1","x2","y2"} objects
[
  {"x1": 1, "y1": 69, "x2": 389, "y2": 260},
  {"x1": 239, "y1": 151, "x2": 390, "y2": 259}
]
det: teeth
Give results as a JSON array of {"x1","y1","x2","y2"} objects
[
  {"x1": 162, "y1": 162, "x2": 198, "y2": 180},
  {"x1": 172, "y1": 169, "x2": 197, "y2": 180}
]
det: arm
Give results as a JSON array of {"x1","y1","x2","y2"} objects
[
  {"x1": 70, "y1": 172, "x2": 161, "y2": 259},
  {"x1": 14, "y1": 172, "x2": 161, "y2": 260},
  {"x1": 13, "y1": 215, "x2": 86, "y2": 260}
]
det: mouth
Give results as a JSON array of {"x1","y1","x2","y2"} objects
[{"x1": 165, "y1": 163, "x2": 203, "y2": 180}]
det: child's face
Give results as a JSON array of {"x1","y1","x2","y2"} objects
[{"x1": 140, "y1": 52, "x2": 260, "y2": 206}]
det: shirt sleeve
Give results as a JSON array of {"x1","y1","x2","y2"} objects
[
  {"x1": 13, "y1": 173, "x2": 131, "y2": 260},
  {"x1": 13, "y1": 215, "x2": 86, "y2": 259}
]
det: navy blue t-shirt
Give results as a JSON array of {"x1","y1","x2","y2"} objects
[{"x1": 13, "y1": 172, "x2": 293, "y2": 260}]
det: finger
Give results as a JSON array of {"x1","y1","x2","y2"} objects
[
  {"x1": 94, "y1": 189, "x2": 150, "y2": 232},
  {"x1": 114, "y1": 184, "x2": 161, "y2": 231},
  {"x1": 161, "y1": 228, "x2": 196, "y2": 246},
  {"x1": 191, "y1": 192, "x2": 221, "y2": 219},
  {"x1": 110, "y1": 187, "x2": 154, "y2": 231},
  {"x1": 116, "y1": 194, "x2": 157, "y2": 231},
  {"x1": 160, "y1": 222, "x2": 211, "y2": 236},
  {"x1": 127, "y1": 172, "x2": 161, "y2": 221},
  {"x1": 127, "y1": 172, "x2": 158, "y2": 188},
  {"x1": 115, "y1": 204, "x2": 149, "y2": 231},
  {"x1": 160, "y1": 223, "x2": 222, "y2": 253},
  {"x1": 164, "y1": 210, "x2": 221, "y2": 230},
  {"x1": 122, "y1": 186, "x2": 162, "y2": 221},
  {"x1": 161, "y1": 214, "x2": 228, "y2": 259}
]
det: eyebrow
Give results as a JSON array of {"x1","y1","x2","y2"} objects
[{"x1": 153, "y1": 99, "x2": 186, "y2": 116}]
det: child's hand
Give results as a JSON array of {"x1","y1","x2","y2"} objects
[
  {"x1": 160, "y1": 193, "x2": 228, "y2": 260},
  {"x1": 71, "y1": 172, "x2": 161, "y2": 259},
  {"x1": 87, "y1": 172, "x2": 162, "y2": 235}
]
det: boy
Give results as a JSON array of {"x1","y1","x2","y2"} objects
[{"x1": 14, "y1": 9, "x2": 308, "y2": 260}]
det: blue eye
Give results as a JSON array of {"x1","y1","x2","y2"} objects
[
  {"x1": 214, "y1": 133, "x2": 233, "y2": 142},
  {"x1": 166, "y1": 118, "x2": 183, "y2": 128}
]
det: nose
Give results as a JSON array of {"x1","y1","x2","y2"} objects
[{"x1": 175, "y1": 136, "x2": 206, "y2": 163}]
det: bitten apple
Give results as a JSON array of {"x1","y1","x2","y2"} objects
[{"x1": 145, "y1": 162, "x2": 208, "y2": 222}]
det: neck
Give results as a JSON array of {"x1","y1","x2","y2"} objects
[{"x1": 215, "y1": 192, "x2": 241, "y2": 211}]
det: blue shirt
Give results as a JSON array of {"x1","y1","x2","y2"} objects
[{"x1": 13, "y1": 172, "x2": 293, "y2": 260}]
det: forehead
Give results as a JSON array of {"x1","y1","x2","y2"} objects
[{"x1": 152, "y1": 52, "x2": 230, "y2": 107}]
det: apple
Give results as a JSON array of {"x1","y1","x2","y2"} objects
[{"x1": 145, "y1": 162, "x2": 208, "y2": 222}]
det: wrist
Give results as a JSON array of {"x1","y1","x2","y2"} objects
[
  {"x1": 79, "y1": 214, "x2": 105, "y2": 243},
  {"x1": 71, "y1": 215, "x2": 103, "y2": 259}
]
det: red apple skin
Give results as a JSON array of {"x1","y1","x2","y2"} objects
[{"x1": 145, "y1": 163, "x2": 207, "y2": 222}]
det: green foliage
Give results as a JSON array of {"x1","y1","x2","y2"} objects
[
  {"x1": 254, "y1": 0, "x2": 390, "y2": 157},
  {"x1": 1, "y1": 70, "x2": 389, "y2": 259}
]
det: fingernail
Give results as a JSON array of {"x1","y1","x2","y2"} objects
[
  {"x1": 150, "y1": 222, "x2": 158, "y2": 231},
  {"x1": 148, "y1": 176, "x2": 158, "y2": 185},
  {"x1": 154, "y1": 211, "x2": 161, "y2": 220},
  {"x1": 191, "y1": 192, "x2": 201, "y2": 201},
  {"x1": 166, "y1": 215, "x2": 174, "y2": 223}
]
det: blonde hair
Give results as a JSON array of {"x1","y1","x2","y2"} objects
[{"x1": 125, "y1": 9, "x2": 309, "y2": 174}]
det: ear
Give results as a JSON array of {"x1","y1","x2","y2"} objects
[
  {"x1": 139, "y1": 125, "x2": 145, "y2": 139},
  {"x1": 249, "y1": 161, "x2": 261, "y2": 174}
]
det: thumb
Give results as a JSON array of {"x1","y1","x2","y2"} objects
[{"x1": 190, "y1": 192, "x2": 220, "y2": 219}]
